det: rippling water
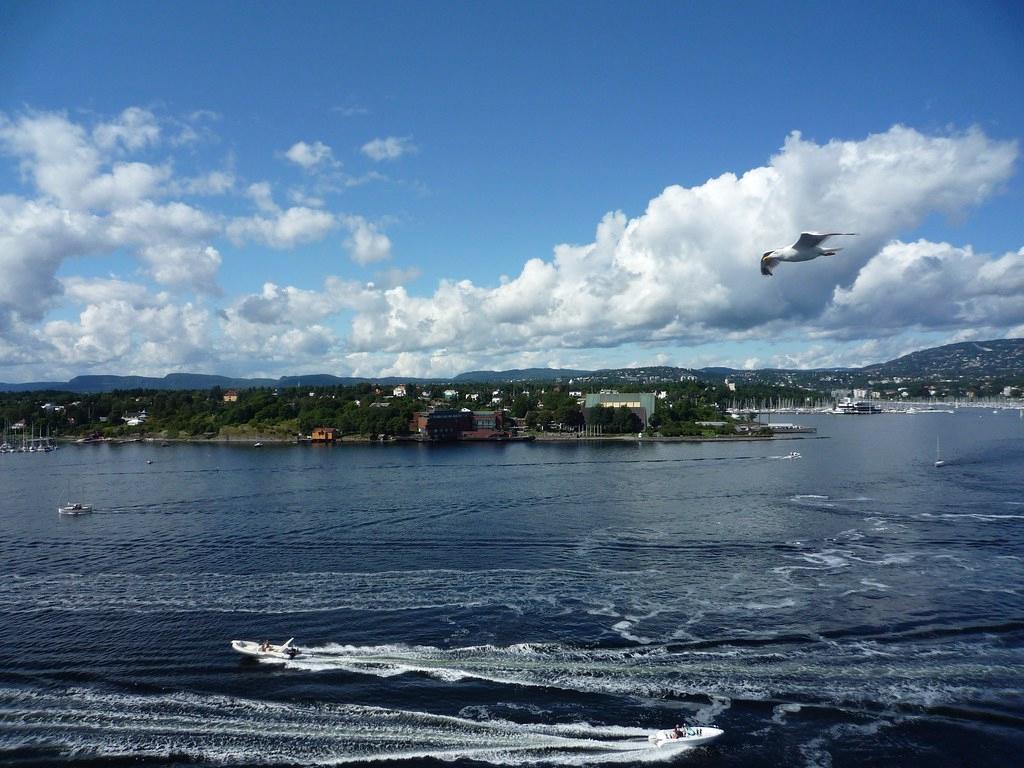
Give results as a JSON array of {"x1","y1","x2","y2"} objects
[{"x1": 2, "y1": 410, "x2": 1023, "y2": 766}]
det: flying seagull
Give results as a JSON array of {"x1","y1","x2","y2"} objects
[{"x1": 760, "y1": 232, "x2": 857, "y2": 276}]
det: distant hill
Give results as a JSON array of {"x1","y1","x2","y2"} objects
[
  {"x1": 454, "y1": 367, "x2": 592, "y2": 383},
  {"x1": 860, "y1": 339, "x2": 1024, "y2": 379},
  {"x1": 1, "y1": 338, "x2": 1021, "y2": 393}
]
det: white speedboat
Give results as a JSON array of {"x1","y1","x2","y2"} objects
[
  {"x1": 649, "y1": 725, "x2": 723, "y2": 748},
  {"x1": 230, "y1": 638, "x2": 301, "y2": 660},
  {"x1": 783, "y1": 451, "x2": 802, "y2": 459},
  {"x1": 58, "y1": 503, "x2": 93, "y2": 515}
]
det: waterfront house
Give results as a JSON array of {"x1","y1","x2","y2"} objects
[{"x1": 311, "y1": 426, "x2": 339, "y2": 442}]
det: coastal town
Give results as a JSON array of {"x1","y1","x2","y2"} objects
[{"x1": 3, "y1": 373, "x2": 1022, "y2": 451}]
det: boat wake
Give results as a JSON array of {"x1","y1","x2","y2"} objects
[
  {"x1": 0, "y1": 686, "x2": 694, "y2": 765},
  {"x1": 273, "y1": 638, "x2": 1017, "y2": 720}
]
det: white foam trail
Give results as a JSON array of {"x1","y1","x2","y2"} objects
[
  {"x1": 0, "y1": 687, "x2": 695, "y2": 765},
  {"x1": 276, "y1": 639, "x2": 1019, "y2": 714}
]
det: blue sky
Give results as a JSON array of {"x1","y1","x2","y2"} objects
[{"x1": 1, "y1": 1, "x2": 1022, "y2": 380}]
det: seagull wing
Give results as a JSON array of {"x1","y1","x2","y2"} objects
[{"x1": 793, "y1": 232, "x2": 857, "y2": 249}]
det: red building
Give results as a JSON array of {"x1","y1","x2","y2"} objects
[{"x1": 410, "y1": 410, "x2": 508, "y2": 441}]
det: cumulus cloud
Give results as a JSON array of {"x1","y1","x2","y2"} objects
[
  {"x1": 343, "y1": 215, "x2": 392, "y2": 264},
  {"x1": 178, "y1": 170, "x2": 235, "y2": 196},
  {"x1": 227, "y1": 205, "x2": 338, "y2": 249},
  {"x1": 0, "y1": 109, "x2": 172, "y2": 210},
  {"x1": 0, "y1": 196, "x2": 109, "y2": 325},
  {"x1": 40, "y1": 294, "x2": 214, "y2": 371},
  {"x1": 822, "y1": 241, "x2": 1024, "y2": 337},
  {"x1": 374, "y1": 266, "x2": 422, "y2": 289},
  {"x1": 92, "y1": 107, "x2": 161, "y2": 152},
  {"x1": 231, "y1": 277, "x2": 381, "y2": 327},
  {"x1": 0, "y1": 109, "x2": 230, "y2": 307},
  {"x1": 1, "y1": 115, "x2": 1021, "y2": 380},
  {"x1": 200, "y1": 125, "x2": 1021, "y2": 378},
  {"x1": 138, "y1": 244, "x2": 223, "y2": 294},
  {"x1": 60, "y1": 276, "x2": 150, "y2": 306},
  {"x1": 285, "y1": 140, "x2": 337, "y2": 170},
  {"x1": 1, "y1": 111, "x2": 103, "y2": 208},
  {"x1": 361, "y1": 135, "x2": 416, "y2": 161},
  {"x1": 337, "y1": 126, "x2": 1018, "y2": 361}
]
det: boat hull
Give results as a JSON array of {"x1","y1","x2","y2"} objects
[
  {"x1": 230, "y1": 639, "x2": 300, "y2": 660},
  {"x1": 649, "y1": 726, "x2": 723, "y2": 748},
  {"x1": 58, "y1": 504, "x2": 92, "y2": 515}
]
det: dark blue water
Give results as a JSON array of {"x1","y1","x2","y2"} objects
[{"x1": 2, "y1": 409, "x2": 1023, "y2": 766}]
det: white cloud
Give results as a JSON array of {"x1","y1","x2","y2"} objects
[
  {"x1": 178, "y1": 170, "x2": 235, "y2": 196},
  {"x1": 138, "y1": 244, "x2": 223, "y2": 294},
  {"x1": 230, "y1": 277, "x2": 383, "y2": 327},
  {"x1": 822, "y1": 241, "x2": 1024, "y2": 337},
  {"x1": 361, "y1": 135, "x2": 416, "y2": 161},
  {"x1": 204, "y1": 124, "x2": 1020, "y2": 376},
  {"x1": 374, "y1": 266, "x2": 422, "y2": 289},
  {"x1": 41, "y1": 298, "x2": 213, "y2": 370},
  {"x1": 339, "y1": 126, "x2": 1019, "y2": 358},
  {"x1": 60, "y1": 276, "x2": 150, "y2": 306},
  {"x1": 343, "y1": 215, "x2": 392, "y2": 264},
  {"x1": 92, "y1": 107, "x2": 161, "y2": 152},
  {"x1": 285, "y1": 140, "x2": 337, "y2": 170},
  {"x1": 245, "y1": 181, "x2": 279, "y2": 214},
  {"x1": 0, "y1": 196, "x2": 109, "y2": 324},
  {"x1": 0, "y1": 111, "x2": 102, "y2": 208},
  {"x1": 0, "y1": 110, "x2": 172, "y2": 210},
  {"x1": 107, "y1": 200, "x2": 219, "y2": 244},
  {"x1": 227, "y1": 205, "x2": 338, "y2": 249},
  {"x1": 1, "y1": 116, "x2": 1020, "y2": 380}
]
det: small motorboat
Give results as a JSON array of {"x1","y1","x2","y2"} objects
[
  {"x1": 58, "y1": 503, "x2": 93, "y2": 515},
  {"x1": 782, "y1": 451, "x2": 802, "y2": 459},
  {"x1": 230, "y1": 637, "x2": 301, "y2": 660},
  {"x1": 648, "y1": 725, "x2": 724, "y2": 748}
]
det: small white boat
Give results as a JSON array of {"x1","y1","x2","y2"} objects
[
  {"x1": 783, "y1": 451, "x2": 802, "y2": 460},
  {"x1": 58, "y1": 503, "x2": 93, "y2": 515},
  {"x1": 649, "y1": 725, "x2": 724, "y2": 748},
  {"x1": 230, "y1": 637, "x2": 300, "y2": 660},
  {"x1": 253, "y1": 442, "x2": 264, "y2": 448}
]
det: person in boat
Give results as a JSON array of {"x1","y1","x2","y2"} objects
[{"x1": 672, "y1": 724, "x2": 684, "y2": 739}]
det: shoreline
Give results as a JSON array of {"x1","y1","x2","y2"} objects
[{"x1": 58, "y1": 432, "x2": 797, "y2": 446}]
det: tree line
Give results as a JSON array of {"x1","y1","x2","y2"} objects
[{"x1": 0, "y1": 379, "x2": 823, "y2": 439}]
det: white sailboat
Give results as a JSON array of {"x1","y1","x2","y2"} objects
[{"x1": 934, "y1": 437, "x2": 945, "y2": 467}]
